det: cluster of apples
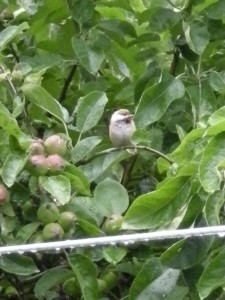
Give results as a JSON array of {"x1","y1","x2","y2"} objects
[
  {"x1": 37, "y1": 202, "x2": 76, "y2": 241},
  {"x1": 28, "y1": 134, "x2": 66, "y2": 176}
]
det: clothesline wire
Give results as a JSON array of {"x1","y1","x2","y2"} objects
[{"x1": 0, "y1": 225, "x2": 225, "y2": 255}]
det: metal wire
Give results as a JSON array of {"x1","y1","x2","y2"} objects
[{"x1": 0, "y1": 225, "x2": 225, "y2": 255}]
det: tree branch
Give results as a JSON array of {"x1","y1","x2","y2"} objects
[
  {"x1": 58, "y1": 64, "x2": 77, "y2": 103},
  {"x1": 78, "y1": 145, "x2": 174, "y2": 165},
  {"x1": 9, "y1": 44, "x2": 20, "y2": 63},
  {"x1": 170, "y1": 48, "x2": 180, "y2": 76},
  {"x1": 121, "y1": 155, "x2": 138, "y2": 186}
]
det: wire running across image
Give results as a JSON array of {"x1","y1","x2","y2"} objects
[{"x1": 0, "y1": 225, "x2": 225, "y2": 255}]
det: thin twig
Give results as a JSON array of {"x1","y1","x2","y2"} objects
[
  {"x1": 121, "y1": 155, "x2": 138, "y2": 187},
  {"x1": 170, "y1": 48, "x2": 180, "y2": 76},
  {"x1": 0, "y1": 65, "x2": 17, "y2": 97},
  {"x1": 9, "y1": 44, "x2": 20, "y2": 63},
  {"x1": 78, "y1": 146, "x2": 174, "y2": 165},
  {"x1": 58, "y1": 64, "x2": 77, "y2": 103},
  {"x1": 166, "y1": 0, "x2": 182, "y2": 11}
]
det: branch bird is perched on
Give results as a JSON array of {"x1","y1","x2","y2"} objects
[{"x1": 109, "y1": 109, "x2": 136, "y2": 148}]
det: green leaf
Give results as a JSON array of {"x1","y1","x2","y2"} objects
[
  {"x1": 205, "y1": 190, "x2": 225, "y2": 225},
  {"x1": 0, "y1": 23, "x2": 29, "y2": 50},
  {"x1": 208, "y1": 105, "x2": 225, "y2": 126},
  {"x1": 15, "y1": 223, "x2": 40, "y2": 243},
  {"x1": 2, "y1": 155, "x2": 27, "y2": 187},
  {"x1": 199, "y1": 132, "x2": 225, "y2": 193},
  {"x1": 63, "y1": 164, "x2": 90, "y2": 196},
  {"x1": 134, "y1": 268, "x2": 181, "y2": 300},
  {"x1": 76, "y1": 91, "x2": 108, "y2": 133},
  {"x1": 135, "y1": 76, "x2": 185, "y2": 127},
  {"x1": 186, "y1": 82, "x2": 216, "y2": 122},
  {"x1": 171, "y1": 128, "x2": 206, "y2": 163},
  {"x1": 70, "y1": 0, "x2": 95, "y2": 25},
  {"x1": 198, "y1": 247, "x2": 225, "y2": 299},
  {"x1": 130, "y1": 258, "x2": 163, "y2": 299},
  {"x1": 123, "y1": 176, "x2": 191, "y2": 230},
  {"x1": 72, "y1": 37, "x2": 105, "y2": 74},
  {"x1": 209, "y1": 71, "x2": 225, "y2": 94},
  {"x1": 0, "y1": 103, "x2": 22, "y2": 137},
  {"x1": 139, "y1": 8, "x2": 181, "y2": 32},
  {"x1": 93, "y1": 178, "x2": 129, "y2": 217},
  {"x1": 161, "y1": 237, "x2": 213, "y2": 269},
  {"x1": 71, "y1": 136, "x2": 102, "y2": 163},
  {"x1": 183, "y1": 20, "x2": 209, "y2": 55},
  {"x1": 206, "y1": 121, "x2": 225, "y2": 136},
  {"x1": 205, "y1": 0, "x2": 225, "y2": 20},
  {"x1": 78, "y1": 219, "x2": 103, "y2": 236},
  {"x1": 22, "y1": 84, "x2": 65, "y2": 122},
  {"x1": 39, "y1": 175, "x2": 71, "y2": 205},
  {"x1": 98, "y1": 19, "x2": 136, "y2": 38},
  {"x1": 0, "y1": 254, "x2": 39, "y2": 275},
  {"x1": 67, "y1": 254, "x2": 98, "y2": 300},
  {"x1": 103, "y1": 246, "x2": 127, "y2": 265},
  {"x1": 129, "y1": 0, "x2": 145, "y2": 12},
  {"x1": 35, "y1": 267, "x2": 73, "y2": 297}
]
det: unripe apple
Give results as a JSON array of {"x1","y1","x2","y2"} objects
[
  {"x1": 1, "y1": 9, "x2": 13, "y2": 20},
  {"x1": 58, "y1": 211, "x2": 77, "y2": 231},
  {"x1": 42, "y1": 223, "x2": 64, "y2": 241},
  {"x1": 0, "y1": 184, "x2": 9, "y2": 205},
  {"x1": 29, "y1": 139, "x2": 45, "y2": 155},
  {"x1": 63, "y1": 277, "x2": 80, "y2": 296},
  {"x1": 100, "y1": 271, "x2": 118, "y2": 290},
  {"x1": 11, "y1": 69, "x2": 23, "y2": 85},
  {"x1": 28, "y1": 155, "x2": 48, "y2": 176},
  {"x1": 97, "y1": 279, "x2": 108, "y2": 294},
  {"x1": 44, "y1": 135, "x2": 66, "y2": 156},
  {"x1": 37, "y1": 203, "x2": 59, "y2": 224},
  {"x1": 46, "y1": 154, "x2": 65, "y2": 173},
  {"x1": 103, "y1": 214, "x2": 123, "y2": 234}
]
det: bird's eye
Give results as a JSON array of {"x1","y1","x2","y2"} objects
[{"x1": 125, "y1": 118, "x2": 131, "y2": 124}]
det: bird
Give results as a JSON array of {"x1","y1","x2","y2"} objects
[{"x1": 109, "y1": 109, "x2": 136, "y2": 149}]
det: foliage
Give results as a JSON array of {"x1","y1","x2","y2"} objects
[{"x1": 0, "y1": 0, "x2": 225, "y2": 299}]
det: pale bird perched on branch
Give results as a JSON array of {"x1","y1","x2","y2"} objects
[{"x1": 109, "y1": 109, "x2": 136, "y2": 149}]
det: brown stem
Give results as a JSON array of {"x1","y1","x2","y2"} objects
[
  {"x1": 58, "y1": 64, "x2": 77, "y2": 103},
  {"x1": 170, "y1": 48, "x2": 180, "y2": 76},
  {"x1": 121, "y1": 155, "x2": 138, "y2": 186}
]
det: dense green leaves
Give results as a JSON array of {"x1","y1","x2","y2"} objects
[{"x1": 0, "y1": 0, "x2": 225, "y2": 298}]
